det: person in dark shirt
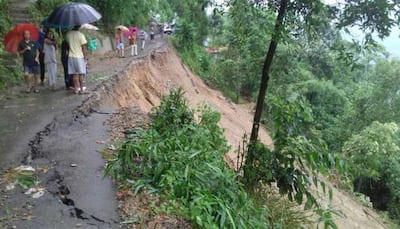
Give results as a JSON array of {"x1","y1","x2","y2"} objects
[
  {"x1": 61, "y1": 37, "x2": 72, "y2": 89},
  {"x1": 18, "y1": 30, "x2": 40, "y2": 93}
]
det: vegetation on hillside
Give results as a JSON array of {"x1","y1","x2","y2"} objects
[
  {"x1": 107, "y1": 89, "x2": 314, "y2": 228},
  {"x1": 193, "y1": 0, "x2": 400, "y2": 225}
]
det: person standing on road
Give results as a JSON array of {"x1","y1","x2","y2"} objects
[
  {"x1": 159, "y1": 24, "x2": 164, "y2": 38},
  {"x1": 61, "y1": 35, "x2": 72, "y2": 90},
  {"x1": 38, "y1": 26, "x2": 47, "y2": 85},
  {"x1": 150, "y1": 26, "x2": 155, "y2": 40},
  {"x1": 43, "y1": 29, "x2": 57, "y2": 90},
  {"x1": 115, "y1": 28, "x2": 125, "y2": 58},
  {"x1": 66, "y1": 25, "x2": 89, "y2": 94},
  {"x1": 128, "y1": 32, "x2": 138, "y2": 56},
  {"x1": 18, "y1": 30, "x2": 40, "y2": 93},
  {"x1": 140, "y1": 30, "x2": 146, "y2": 50}
]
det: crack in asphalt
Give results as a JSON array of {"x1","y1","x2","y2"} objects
[
  {"x1": 51, "y1": 168, "x2": 115, "y2": 226},
  {"x1": 22, "y1": 117, "x2": 118, "y2": 227},
  {"x1": 24, "y1": 119, "x2": 56, "y2": 163}
]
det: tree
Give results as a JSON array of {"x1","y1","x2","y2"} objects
[
  {"x1": 85, "y1": 0, "x2": 158, "y2": 30},
  {"x1": 246, "y1": 0, "x2": 400, "y2": 172}
]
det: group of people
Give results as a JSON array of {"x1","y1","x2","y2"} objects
[
  {"x1": 18, "y1": 28, "x2": 58, "y2": 93},
  {"x1": 18, "y1": 24, "x2": 153, "y2": 94},
  {"x1": 114, "y1": 28, "x2": 146, "y2": 58},
  {"x1": 18, "y1": 25, "x2": 91, "y2": 94}
]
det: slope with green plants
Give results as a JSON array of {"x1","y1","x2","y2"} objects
[
  {"x1": 106, "y1": 89, "x2": 272, "y2": 228},
  {"x1": 185, "y1": 1, "x2": 400, "y2": 226}
]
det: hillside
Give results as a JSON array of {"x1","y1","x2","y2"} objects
[{"x1": 82, "y1": 42, "x2": 387, "y2": 228}]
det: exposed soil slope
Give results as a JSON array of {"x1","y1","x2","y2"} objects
[{"x1": 82, "y1": 43, "x2": 388, "y2": 229}]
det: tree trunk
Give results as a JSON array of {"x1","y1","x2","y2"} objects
[
  {"x1": 249, "y1": 0, "x2": 289, "y2": 143},
  {"x1": 244, "y1": 0, "x2": 289, "y2": 185}
]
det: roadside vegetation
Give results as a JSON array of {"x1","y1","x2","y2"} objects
[
  {"x1": 107, "y1": 89, "x2": 313, "y2": 228},
  {"x1": 154, "y1": 0, "x2": 400, "y2": 227},
  {"x1": 0, "y1": 0, "x2": 15, "y2": 89}
]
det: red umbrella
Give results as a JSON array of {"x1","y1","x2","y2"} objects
[{"x1": 3, "y1": 23, "x2": 39, "y2": 53}]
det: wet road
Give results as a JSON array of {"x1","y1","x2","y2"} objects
[
  {"x1": 0, "y1": 88, "x2": 81, "y2": 170},
  {"x1": 0, "y1": 38, "x2": 166, "y2": 228}
]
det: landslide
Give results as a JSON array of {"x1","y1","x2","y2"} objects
[{"x1": 83, "y1": 43, "x2": 387, "y2": 229}]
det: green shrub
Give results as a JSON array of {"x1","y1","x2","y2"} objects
[
  {"x1": 173, "y1": 40, "x2": 211, "y2": 78},
  {"x1": 343, "y1": 121, "x2": 400, "y2": 223},
  {"x1": 0, "y1": 0, "x2": 18, "y2": 89},
  {"x1": 106, "y1": 88, "x2": 270, "y2": 228},
  {"x1": 0, "y1": 0, "x2": 11, "y2": 37}
]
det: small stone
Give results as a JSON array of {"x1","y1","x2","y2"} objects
[
  {"x1": 76, "y1": 223, "x2": 82, "y2": 227},
  {"x1": 70, "y1": 164, "x2": 78, "y2": 167},
  {"x1": 12, "y1": 226, "x2": 17, "y2": 229}
]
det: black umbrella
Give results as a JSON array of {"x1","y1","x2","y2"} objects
[{"x1": 46, "y1": 2, "x2": 101, "y2": 27}]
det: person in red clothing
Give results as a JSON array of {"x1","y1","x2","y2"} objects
[{"x1": 128, "y1": 32, "x2": 138, "y2": 56}]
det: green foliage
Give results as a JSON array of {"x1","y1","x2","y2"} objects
[
  {"x1": 16, "y1": 171, "x2": 38, "y2": 189},
  {"x1": 243, "y1": 96, "x2": 340, "y2": 227},
  {"x1": 338, "y1": 0, "x2": 399, "y2": 39},
  {"x1": 169, "y1": 0, "x2": 210, "y2": 46},
  {"x1": 0, "y1": 0, "x2": 11, "y2": 37},
  {"x1": 171, "y1": 1, "x2": 213, "y2": 78},
  {"x1": 169, "y1": 0, "x2": 400, "y2": 226},
  {"x1": 106, "y1": 88, "x2": 270, "y2": 228},
  {"x1": 0, "y1": 0, "x2": 19, "y2": 89},
  {"x1": 86, "y1": 0, "x2": 158, "y2": 31},
  {"x1": 209, "y1": 0, "x2": 275, "y2": 101},
  {"x1": 174, "y1": 43, "x2": 211, "y2": 78},
  {"x1": 343, "y1": 121, "x2": 400, "y2": 222},
  {"x1": 343, "y1": 122, "x2": 400, "y2": 179}
]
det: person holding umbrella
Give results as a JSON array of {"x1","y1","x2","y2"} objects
[
  {"x1": 66, "y1": 25, "x2": 89, "y2": 94},
  {"x1": 44, "y1": 2, "x2": 102, "y2": 93},
  {"x1": 18, "y1": 30, "x2": 40, "y2": 93}
]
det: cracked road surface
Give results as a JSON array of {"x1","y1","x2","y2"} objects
[{"x1": 0, "y1": 37, "x2": 165, "y2": 228}]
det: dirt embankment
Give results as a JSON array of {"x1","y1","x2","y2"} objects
[
  {"x1": 81, "y1": 45, "x2": 273, "y2": 169},
  {"x1": 80, "y1": 43, "x2": 387, "y2": 229}
]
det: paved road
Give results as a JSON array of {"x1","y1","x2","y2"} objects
[{"x1": 0, "y1": 36, "x2": 167, "y2": 228}]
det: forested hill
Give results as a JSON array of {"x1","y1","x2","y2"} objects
[{"x1": 2, "y1": 0, "x2": 400, "y2": 227}]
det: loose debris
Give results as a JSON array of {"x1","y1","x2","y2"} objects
[
  {"x1": 106, "y1": 106, "x2": 151, "y2": 142},
  {"x1": 2, "y1": 166, "x2": 39, "y2": 190},
  {"x1": 24, "y1": 187, "x2": 45, "y2": 199}
]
